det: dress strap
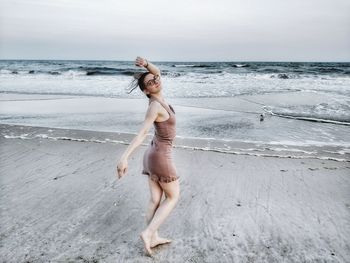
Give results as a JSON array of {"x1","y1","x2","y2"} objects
[{"x1": 149, "y1": 97, "x2": 172, "y2": 115}]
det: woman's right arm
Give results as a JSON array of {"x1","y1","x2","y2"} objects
[
  {"x1": 116, "y1": 102, "x2": 159, "y2": 179},
  {"x1": 135, "y1": 56, "x2": 161, "y2": 76}
]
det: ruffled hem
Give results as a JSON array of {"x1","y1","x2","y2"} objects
[{"x1": 142, "y1": 170, "x2": 178, "y2": 183}]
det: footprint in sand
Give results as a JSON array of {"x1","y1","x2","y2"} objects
[{"x1": 323, "y1": 167, "x2": 337, "y2": 170}]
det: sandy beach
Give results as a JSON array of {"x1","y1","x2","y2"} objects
[
  {"x1": 1, "y1": 0, "x2": 350, "y2": 261},
  {"x1": 0, "y1": 123, "x2": 349, "y2": 262}
]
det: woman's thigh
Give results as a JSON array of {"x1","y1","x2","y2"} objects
[{"x1": 159, "y1": 179, "x2": 180, "y2": 200}]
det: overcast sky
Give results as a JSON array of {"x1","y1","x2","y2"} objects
[{"x1": 0, "y1": 0, "x2": 349, "y2": 61}]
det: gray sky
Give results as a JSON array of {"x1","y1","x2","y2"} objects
[{"x1": 0, "y1": 0, "x2": 349, "y2": 61}]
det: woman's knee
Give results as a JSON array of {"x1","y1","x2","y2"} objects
[
  {"x1": 162, "y1": 183, "x2": 180, "y2": 202},
  {"x1": 170, "y1": 188, "x2": 180, "y2": 201},
  {"x1": 168, "y1": 192, "x2": 179, "y2": 204},
  {"x1": 160, "y1": 180, "x2": 180, "y2": 202}
]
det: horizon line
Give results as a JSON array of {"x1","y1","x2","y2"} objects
[{"x1": 0, "y1": 58, "x2": 349, "y2": 63}]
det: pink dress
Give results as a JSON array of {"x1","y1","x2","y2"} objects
[{"x1": 142, "y1": 97, "x2": 178, "y2": 183}]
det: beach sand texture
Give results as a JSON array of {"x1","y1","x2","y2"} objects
[{"x1": 0, "y1": 124, "x2": 349, "y2": 263}]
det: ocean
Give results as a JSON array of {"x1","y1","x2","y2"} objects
[{"x1": 0, "y1": 60, "x2": 349, "y2": 161}]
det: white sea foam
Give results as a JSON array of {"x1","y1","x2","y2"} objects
[
  {"x1": 4, "y1": 134, "x2": 30, "y2": 139},
  {"x1": 3, "y1": 131, "x2": 349, "y2": 162}
]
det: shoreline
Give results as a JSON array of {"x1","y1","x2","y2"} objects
[
  {"x1": 1, "y1": 91, "x2": 349, "y2": 156},
  {"x1": 1, "y1": 123, "x2": 349, "y2": 163}
]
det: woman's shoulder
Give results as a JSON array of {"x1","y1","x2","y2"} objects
[
  {"x1": 148, "y1": 99, "x2": 162, "y2": 109},
  {"x1": 148, "y1": 99, "x2": 170, "y2": 115}
]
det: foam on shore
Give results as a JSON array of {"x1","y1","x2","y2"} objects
[{"x1": 1, "y1": 124, "x2": 349, "y2": 162}]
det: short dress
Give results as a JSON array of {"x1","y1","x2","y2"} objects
[{"x1": 142, "y1": 97, "x2": 178, "y2": 183}]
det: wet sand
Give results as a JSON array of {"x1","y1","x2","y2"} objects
[{"x1": 0, "y1": 124, "x2": 349, "y2": 262}]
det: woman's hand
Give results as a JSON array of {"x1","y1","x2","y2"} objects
[
  {"x1": 135, "y1": 56, "x2": 161, "y2": 76},
  {"x1": 116, "y1": 158, "x2": 128, "y2": 179},
  {"x1": 135, "y1": 56, "x2": 148, "y2": 68}
]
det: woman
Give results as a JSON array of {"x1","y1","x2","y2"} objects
[{"x1": 116, "y1": 56, "x2": 180, "y2": 256}]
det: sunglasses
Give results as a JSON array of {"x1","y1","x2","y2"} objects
[{"x1": 146, "y1": 75, "x2": 160, "y2": 87}]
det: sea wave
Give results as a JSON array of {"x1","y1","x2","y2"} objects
[
  {"x1": 172, "y1": 64, "x2": 215, "y2": 68},
  {"x1": 269, "y1": 73, "x2": 301, "y2": 79},
  {"x1": 231, "y1": 64, "x2": 249, "y2": 68},
  {"x1": 263, "y1": 104, "x2": 350, "y2": 125},
  {"x1": 1, "y1": 61, "x2": 350, "y2": 77}
]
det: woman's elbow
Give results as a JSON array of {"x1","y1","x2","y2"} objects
[{"x1": 137, "y1": 131, "x2": 148, "y2": 142}]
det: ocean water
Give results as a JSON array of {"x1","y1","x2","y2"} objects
[{"x1": 0, "y1": 60, "x2": 349, "y2": 161}]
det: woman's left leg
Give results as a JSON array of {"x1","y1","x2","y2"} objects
[
  {"x1": 146, "y1": 178, "x2": 162, "y2": 224},
  {"x1": 146, "y1": 178, "x2": 172, "y2": 248}
]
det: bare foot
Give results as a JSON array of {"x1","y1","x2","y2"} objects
[
  {"x1": 140, "y1": 230, "x2": 153, "y2": 257},
  {"x1": 151, "y1": 237, "x2": 172, "y2": 248}
]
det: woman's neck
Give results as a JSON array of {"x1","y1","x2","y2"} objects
[{"x1": 150, "y1": 93, "x2": 164, "y2": 102}]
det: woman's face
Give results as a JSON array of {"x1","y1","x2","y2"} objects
[{"x1": 143, "y1": 73, "x2": 162, "y2": 95}]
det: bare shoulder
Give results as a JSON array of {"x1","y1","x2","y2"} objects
[
  {"x1": 148, "y1": 100, "x2": 161, "y2": 110},
  {"x1": 145, "y1": 100, "x2": 161, "y2": 117}
]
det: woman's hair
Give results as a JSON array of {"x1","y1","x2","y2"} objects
[{"x1": 127, "y1": 72, "x2": 151, "y2": 98}]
